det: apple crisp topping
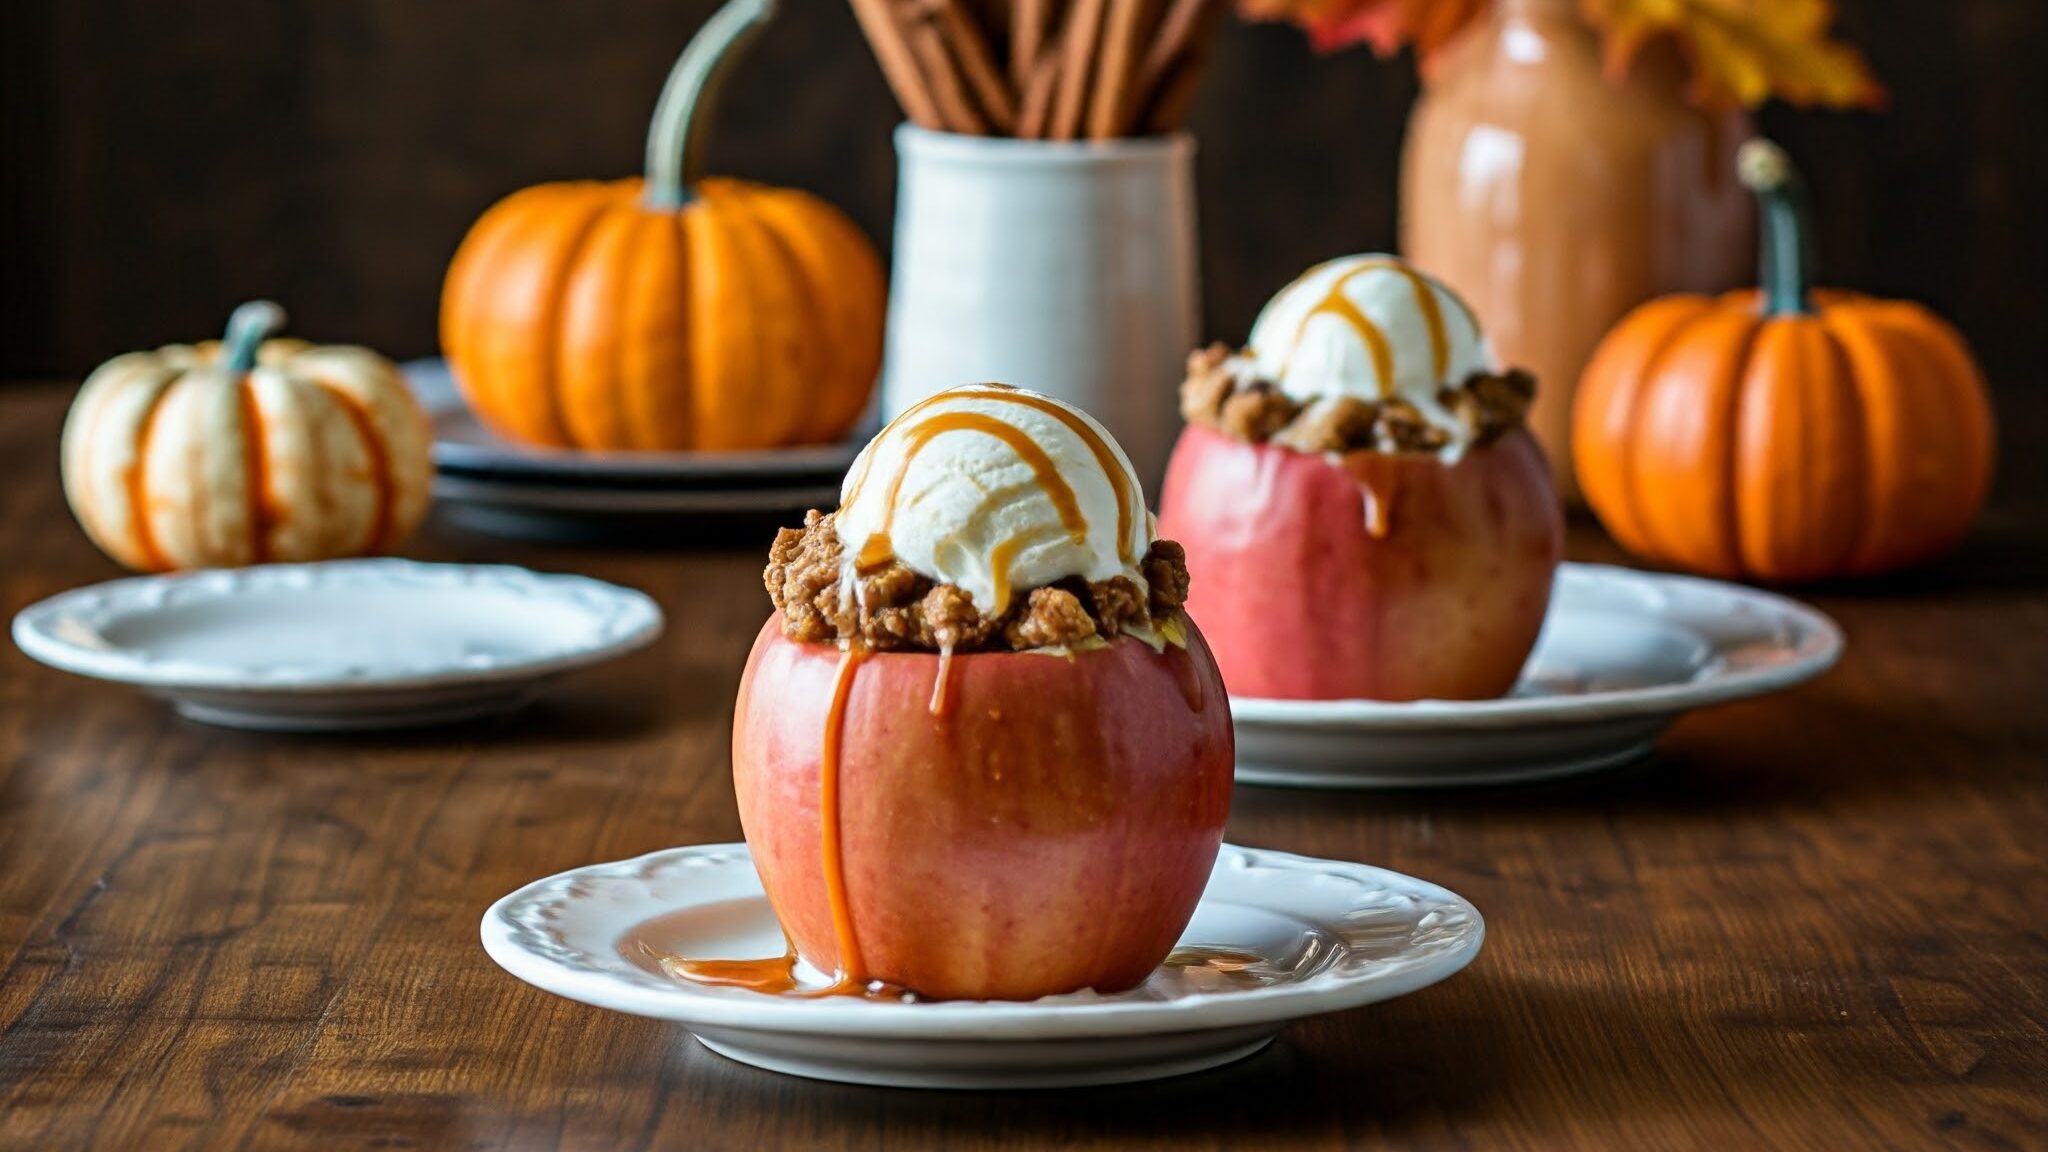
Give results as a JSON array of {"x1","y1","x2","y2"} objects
[
  {"x1": 766, "y1": 511, "x2": 1190, "y2": 652},
  {"x1": 1179, "y1": 343, "x2": 1536, "y2": 454}
]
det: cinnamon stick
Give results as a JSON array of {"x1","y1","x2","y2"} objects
[
  {"x1": 1139, "y1": 50, "x2": 1202, "y2": 132},
  {"x1": 1088, "y1": 0, "x2": 1156, "y2": 139},
  {"x1": 933, "y1": 0, "x2": 1018, "y2": 132},
  {"x1": 1017, "y1": 44, "x2": 1062, "y2": 138},
  {"x1": 1048, "y1": 0, "x2": 1108, "y2": 140},
  {"x1": 849, "y1": 0, "x2": 945, "y2": 129},
  {"x1": 906, "y1": 6, "x2": 990, "y2": 134},
  {"x1": 1137, "y1": 0, "x2": 1220, "y2": 98},
  {"x1": 1011, "y1": 0, "x2": 1049, "y2": 90}
]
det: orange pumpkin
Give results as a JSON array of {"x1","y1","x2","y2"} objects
[
  {"x1": 1574, "y1": 139, "x2": 1995, "y2": 582},
  {"x1": 440, "y1": 0, "x2": 884, "y2": 453},
  {"x1": 62, "y1": 302, "x2": 434, "y2": 571}
]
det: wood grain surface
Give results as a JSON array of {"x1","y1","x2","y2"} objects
[{"x1": 1, "y1": 379, "x2": 2045, "y2": 1151}]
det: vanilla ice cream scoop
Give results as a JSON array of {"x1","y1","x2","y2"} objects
[
  {"x1": 1247, "y1": 254, "x2": 1499, "y2": 450},
  {"x1": 836, "y1": 384, "x2": 1150, "y2": 617}
]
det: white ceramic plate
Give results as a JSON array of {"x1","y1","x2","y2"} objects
[
  {"x1": 12, "y1": 559, "x2": 664, "y2": 731},
  {"x1": 1229, "y1": 563, "x2": 1844, "y2": 789},
  {"x1": 481, "y1": 842, "x2": 1482, "y2": 1089},
  {"x1": 406, "y1": 359, "x2": 864, "y2": 485}
]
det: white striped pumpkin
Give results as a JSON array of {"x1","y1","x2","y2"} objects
[{"x1": 61, "y1": 302, "x2": 433, "y2": 571}]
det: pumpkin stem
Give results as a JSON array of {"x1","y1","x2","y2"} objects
[
  {"x1": 222, "y1": 301, "x2": 287, "y2": 373},
  {"x1": 644, "y1": 0, "x2": 778, "y2": 209},
  {"x1": 1737, "y1": 138, "x2": 1816, "y2": 316}
]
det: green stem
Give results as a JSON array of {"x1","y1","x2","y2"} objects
[
  {"x1": 643, "y1": 0, "x2": 779, "y2": 209},
  {"x1": 1736, "y1": 138, "x2": 1815, "y2": 316},
  {"x1": 221, "y1": 301, "x2": 286, "y2": 373}
]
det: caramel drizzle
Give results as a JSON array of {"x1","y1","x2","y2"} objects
[
  {"x1": 985, "y1": 522, "x2": 1065, "y2": 619},
  {"x1": 961, "y1": 386, "x2": 1139, "y2": 566},
  {"x1": 656, "y1": 638, "x2": 900, "y2": 1003},
  {"x1": 929, "y1": 642, "x2": 956, "y2": 717},
  {"x1": 849, "y1": 388, "x2": 1145, "y2": 622},
  {"x1": 846, "y1": 387, "x2": 1141, "y2": 558},
  {"x1": 1283, "y1": 258, "x2": 1462, "y2": 398},
  {"x1": 854, "y1": 409, "x2": 1088, "y2": 577},
  {"x1": 818, "y1": 640, "x2": 869, "y2": 991},
  {"x1": 661, "y1": 945, "x2": 907, "y2": 1001}
]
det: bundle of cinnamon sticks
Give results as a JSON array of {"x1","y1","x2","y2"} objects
[{"x1": 849, "y1": 0, "x2": 1225, "y2": 139}]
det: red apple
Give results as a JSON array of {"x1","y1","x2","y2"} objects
[
  {"x1": 1158, "y1": 423, "x2": 1562, "y2": 702},
  {"x1": 732, "y1": 619, "x2": 1234, "y2": 1001}
]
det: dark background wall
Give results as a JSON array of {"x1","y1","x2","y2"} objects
[{"x1": 4, "y1": 0, "x2": 2044, "y2": 393}]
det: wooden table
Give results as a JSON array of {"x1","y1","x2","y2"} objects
[{"x1": 2, "y1": 380, "x2": 2044, "y2": 1151}]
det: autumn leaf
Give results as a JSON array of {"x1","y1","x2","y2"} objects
[
  {"x1": 1579, "y1": 0, "x2": 1884, "y2": 108},
  {"x1": 1237, "y1": 0, "x2": 1488, "y2": 58}
]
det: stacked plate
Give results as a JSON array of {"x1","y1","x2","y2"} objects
[{"x1": 406, "y1": 360, "x2": 859, "y2": 544}]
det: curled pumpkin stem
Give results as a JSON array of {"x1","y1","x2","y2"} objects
[
  {"x1": 1736, "y1": 139, "x2": 1790, "y2": 191},
  {"x1": 644, "y1": 0, "x2": 779, "y2": 209},
  {"x1": 222, "y1": 301, "x2": 287, "y2": 373},
  {"x1": 1738, "y1": 138, "x2": 1815, "y2": 317}
]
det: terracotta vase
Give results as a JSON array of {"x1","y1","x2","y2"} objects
[{"x1": 1400, "y1": 0, "x2": 1753, "y2": 501}]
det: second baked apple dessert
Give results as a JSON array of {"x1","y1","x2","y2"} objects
[
  {"x1": 1159, "y1": 254, "x2": 1564, "y2": 702},
  {"x1": 724, "y1": 384, "x2": 1234, "y2": 1002}
]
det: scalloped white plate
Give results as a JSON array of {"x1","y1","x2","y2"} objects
[
  {"x1": 481, "y1": 842, "x2": 1482, "y2": 1089},
  {"x1": 12, "y1": 559, "x2": 664, "y2": 731},
  {"x1": 1229, "y1": 563, "x2": 1844, "y2": 789}
]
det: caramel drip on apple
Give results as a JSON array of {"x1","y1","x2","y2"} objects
[
  {"x1": 659, "y1": 645, "x2": 891, "y2": 1000},
  {"x1": 929, "y1": 642, "x2": 956, "y2": 717},
  {"x1": 818, "y1": 639, "x2": 869, "y2": 992},
  {"x1": 1358, "y1": 465, "x2": 1401, "y2": 539}
]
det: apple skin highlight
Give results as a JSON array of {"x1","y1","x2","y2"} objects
[
  {"x1": 734, "y1": 620, "x2": 1235, "y2": 1002},
  {"x1": 1160, "y1": 423, "x2": 1562, "y2": 703}
]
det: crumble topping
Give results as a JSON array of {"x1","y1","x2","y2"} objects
[
  {"x1": 765, "y1": 510, "x2": 1190, "y2": 652},
  {"x1": 1179, "y1": 343, "x2": 1536, "y2": 454}
]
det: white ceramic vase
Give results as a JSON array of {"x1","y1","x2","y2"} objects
[{"x1": 881, "y1": 125, "x2": 1200, "y2": 492}]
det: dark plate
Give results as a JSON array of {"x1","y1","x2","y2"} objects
[{"x1": 405, "y1": 359, "x2": 867, "y2": 488}]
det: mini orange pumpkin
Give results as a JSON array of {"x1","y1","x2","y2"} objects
[
  {"x1": 1574, "y1": 139, "x2": 1995, "y2": 582},
  {"x1": 63, "y1": 302, "x2": 434, "y2": 571},
  {"x1": 440, "y1": 0, "x2": 884, "y2": 453}
]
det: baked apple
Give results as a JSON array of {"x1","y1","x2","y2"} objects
[
  {"x1": 724, "y1": 384, "x2": 1233, "y2": 1002},
  {"x1": 1158, "y1": 255, "x2": 1563, "y2": 702}
]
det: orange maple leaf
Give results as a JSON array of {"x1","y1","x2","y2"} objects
[{"x1": 1579, "y1": 0, "x2": 1884, "y2": 108}]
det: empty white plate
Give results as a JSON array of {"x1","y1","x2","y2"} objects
[
  {"x1": 1229, "y1": 563, "x2": 1844, "y2": 789},
  {"x1": 481, "y1": 842, "x2": 1483, "y2": 1089},
  {"x1": 12, "y1": 559, "x2": 663, "y2": 731}
]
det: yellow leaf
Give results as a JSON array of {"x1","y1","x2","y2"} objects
[{"x1": 1579, "y1": 0, "x2": 1884, "y2": 109}]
